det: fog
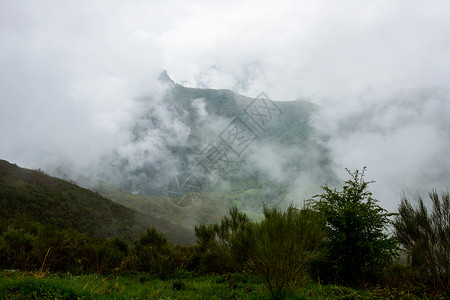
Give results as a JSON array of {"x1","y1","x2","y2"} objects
[{"x1": 1, "y1": 0, "x2": 450, "y2": 211}]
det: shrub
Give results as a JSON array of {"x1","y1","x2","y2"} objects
[
  {"x1": 194, "y1": 206, "x2": 251, "y2": 273},
  {"x1": 96, "y1": 237, "x2": 129, "y2": 273},
  {"x1": 310, "y1": 168, "x2": 398, "y2": 286},
  {"x1": 393, "y1": 190, "x2": 449, "y2": 291},
  {"x1": 133, "y1": 228, "x2": 174, "y2": 279},
  {"x1": 249, "y1": 205, "x2": 325, "y2": 299},
  {"x1": 195, "y1": 205, "x2": 325, "y2": 298},
  {"x1": 0, "y1": 227, "x2": 35, "y2": 270}
]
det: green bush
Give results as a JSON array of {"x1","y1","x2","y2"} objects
[
  {"x1": 0, "y1": 222, "x2": 131, "y2": 275},
  {"x1": 96, "y1": 237, "x2": 129, "y2": 273},
  {"x1": 195, "y1": 205, "x2": 326, "y2": 299},
  {"x1": 132, "y1": 228, "x2": 174, "y2": 279},
  {"x1": 0, "y1": 227, "x2": 35, "y2": 270},
  {"x1": 310, "y1": 168, "x2": 398, "y2": 286},
  {"x1": 194, "y1": 206, "x2": 251, "y2": 273},
  {"x1": 249, "y1": 206, "x2": 326, "y2": 299}
]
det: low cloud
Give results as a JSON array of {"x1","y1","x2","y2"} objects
[
  {"x1": 312, "y1": 87, "x2": 450, "y2": 211},
  {"x1": 1, "y1": 0, "x2": 449, "y2": 211}
]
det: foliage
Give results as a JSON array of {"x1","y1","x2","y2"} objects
[
  {"x1": 249, "y1": 205, "x2": 326, "y2": 299},
  {"x1": 0, "y1": 227, "x2": 35, "y2": 270},
  {"x1": 310, "y1": 168, "x2": 398, "y2": 286},
  {"x1": 96, "y1": 237, "x2": 129, "y2": 274},
  {"x1": 195, "y1": 205, "x2": 326, "y2": 298},
  {"x1": 393, "y1": 190, "x2": 449, "y2": 291},
  {"x1": 131, "y1": 228, "x2": 173, "y2": 279},
  {"x1": 0, "y1": 222, "x2": 127, "y2": 274},
  {"x1": 0, "y1": 160, "x2": 156, "y2": 242},
  {"x1": 379, "y1": 262, "x2": 449, "y2": 299},
  {"x1": 0, "y1": 220, "x2": 199, "y2": 278},
  {"x1": 194, "y1": 206, "x2": 252, "y2": 273}
]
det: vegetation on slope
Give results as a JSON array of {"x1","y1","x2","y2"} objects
[
  {"x1": 0, "y1": 162, "x2": 447, "y2": 299},
  {"x1": 96, "y1": 183, "x2": 230, "y2": 231},
  {"x1": 0, "y1": 160, "x2": 194, "y2": 244}
]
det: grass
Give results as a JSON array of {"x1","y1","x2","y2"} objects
[
  {"x1": 0, "y1": 270, "x2": 270, "y2": 299},
  {"x1": 0, "y1": 270, "x2": 445, "y2": 299}
]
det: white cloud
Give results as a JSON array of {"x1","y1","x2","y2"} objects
[{"x1": 1, "y1": 0, "x2": 449, "y2": 209}]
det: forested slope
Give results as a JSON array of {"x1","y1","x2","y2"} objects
[{"x1": 0, "y1": 160, "x2": 194, "y2": 244}]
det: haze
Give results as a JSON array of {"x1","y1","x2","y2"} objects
[{"x1": 1, "y1": 0, "x2": 449, "y2": 211}]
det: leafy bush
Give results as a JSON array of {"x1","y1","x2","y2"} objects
[
  {"x1": 0, "y1": 227, "x2": 35, "y2": 270},
  {"x1": 96, "y1": 237, "x2": 129, "y2": 273},
  {"x1": 0, "y1": 222, "x2": 130, "y2": 274},
  {"x1": 131, "y1": 228, "x2": 174, "y2": 279},
  {"x1": 310, "y1": 168, "x2": 398, "y2": 286}
]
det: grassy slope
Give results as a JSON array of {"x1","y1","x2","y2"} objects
[
  {"x1": 0, "y1": 160, "x2": 194, "y2": 245},
  {"x1": 95, "y1": 183, "x2": 230, "y2": 230}
]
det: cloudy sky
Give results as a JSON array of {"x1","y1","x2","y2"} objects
[{"x1": 1, "y1": 0, "x2": 449, "y2": 210}]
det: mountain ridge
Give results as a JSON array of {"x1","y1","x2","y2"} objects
[{"x1": 97, "y1": 74, "x2": 335, "y2": 204}]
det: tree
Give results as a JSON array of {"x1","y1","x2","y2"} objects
[
  {"x1": 194, "y1": 206, "x2": 251, "y2": 273},
  {"x1": 133, "y1": 228, "x2": 173, "y2": 279},
  {"x1": 310, "y1": 168, "x2": 397, "y2": 286},
  {"x1": 393, "y1": 190, "x2": 449, "y2": 291},
  {"x1": 195, "y1": 205, "x2": 325, "y2": 299},
  {"x1": 250, "y1": 205, "x2": 325, "y2": 299}
]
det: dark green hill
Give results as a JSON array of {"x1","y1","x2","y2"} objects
[{"x1": 0, "y1": 160, "x2": 195, "y2": 244}]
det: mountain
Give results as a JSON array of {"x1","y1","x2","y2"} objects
[
  {"x1": 93, "y1": 72, "x2": 337, "y2": 213},
  {"x1": 0, "y1": 73, "x2": 337, "y2": 245},
  {"x1": 0, "y1": 159, "x2": 195, "y2": 245}
]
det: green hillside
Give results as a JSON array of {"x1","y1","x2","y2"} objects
[
  {"x1": 94, "y1": 183, "x2": 243, "y2": 230},
  {"x1": 0, "y1": 160, "x2": 194, "y2": 244}
]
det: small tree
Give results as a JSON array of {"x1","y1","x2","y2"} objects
[
  {"x1": 195, "y1": 205, "x2": 325, "y2": 299},
  {"x1": 250, "y1": 205, "x2": 325, "y2": 299},
  {"x1": 133, "y1": 228, "x2": 173, "y2": 279},
  {"x1": 310, "y1": 168, "x2": 397, "y2": 286},
  {"x1": 194, "y1": 206, "x2": 251, "y2": 273},
  {"x1": 393, "y1": 190, "x2": 449, "y2": 291}
]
